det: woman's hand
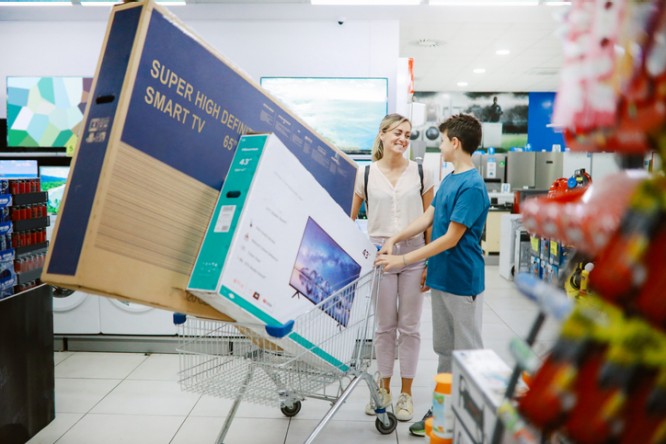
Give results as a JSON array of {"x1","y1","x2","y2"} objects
[{"x1": 374, "y1": 253, "x2": 403, "y2": 271}]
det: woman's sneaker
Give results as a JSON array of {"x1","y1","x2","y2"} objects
[
  {"x1": 408, "y1": 408, "x2": 433, "y2": 436},
  {"x1": 395, "y1": 393, "x2": 414, "y2": 421},
  {"x1": 364, "y1": 387, "x2": 392, "y2": 415}
]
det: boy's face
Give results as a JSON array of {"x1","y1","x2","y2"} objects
[{"x1": 439, "y1": 130, "x2": 456, "y2": 162}]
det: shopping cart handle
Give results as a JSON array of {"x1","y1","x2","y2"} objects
[
  {"x1": 265, "y1": 320, "x2": 294, "y2": 338},
  {"x1": 173, "y1": 313, "x2": 187, "y2": 325}
]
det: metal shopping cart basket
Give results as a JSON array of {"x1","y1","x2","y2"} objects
[{"x1": 174, "y1": 267, "x2": 397, "y2": 443}]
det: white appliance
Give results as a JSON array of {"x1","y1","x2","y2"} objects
[
  {"x1": 49, "y1": 216, "x2": 103, "y2": 335},
  {"x1": 53, "y1": 290, "x2": 102, "y2": 334},
  {"x1": 99, "y1": 297, "x2": 178, "y2": 335}
]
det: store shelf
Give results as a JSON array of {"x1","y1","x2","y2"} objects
[
  {"x1": 15, "y1": 242, "x2": 49, "y2": 258},
  {"x1": 16, "y1": 268, "x2": 42, "y2": 286},
  {"x1": 13, "y1": 217, "x2": 49, "y2": 232},
  {"x1": 12, "y1": 192, "x2": 47, "y2": 206}
]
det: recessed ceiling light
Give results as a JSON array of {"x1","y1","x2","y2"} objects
[
  {"x1": 312, "y1": 0, "x2": 421, "y2": 4},
  {"x1": 457, "y1": 82, "x2": 468, "y2": 87},
  {"x1": 416, "y1": 38, "x2": 441, "y2": 48},
  {"x1": 495, "y1": 49, "x2": 511, "y2": 55},
  {"x1": 430, "y1": 0, "x2": 538, "y2": 5},
  {"x1": 0, "y1": 1, "x2": 71, "y2": 5},
  {"x1": 473, "y1": 68, "x2": 486, "y2": 74}
]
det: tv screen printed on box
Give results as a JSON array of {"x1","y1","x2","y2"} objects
[
  {"x1": 260, "y1": 77, "x2": 388, "y2": 155},
  {"x1": 39, "y1": 166, "x2": 70, "y2": 214},
  {"x1": 289, "y1": 217, "x2": 362, "y2": 327},
  {"x1": 6, "y1": 76, "x2": 93, "y2": 148}
]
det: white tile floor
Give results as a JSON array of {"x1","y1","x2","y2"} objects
[{"x1": 28, "y1": 265, "x2": 561, "y2": 444}]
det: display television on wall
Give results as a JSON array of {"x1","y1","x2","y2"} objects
[
  {"x1": 289, "y1": 217, "x2": 362, "y2": 327},
  {"x1": 39, "y1": 166, "x2": 70, "y2": 215},
  {"x1": 6, "y1": 76, "x2": 93, "y2": 149},
  {"x1": 0, "y1": 160, "x2": 38, "y2": 179},
  {"x1": 260, "y1": 77, "x2": 388, "y2": 154}
]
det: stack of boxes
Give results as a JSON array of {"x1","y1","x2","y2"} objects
[{"x1": 529, "y1": 235, "x2": 570, "y2": 285}]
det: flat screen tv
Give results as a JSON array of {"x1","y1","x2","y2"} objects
[
  {"x1": 289, "y1": 217, "x2": 362, "y2": 327},
  {"x1": 0, "y1": 160, "x2": 38, "y2": 179},
  {"x1": 39, "y1": 166, "x2": 70, "y2": 215},
  {"x1": 6, "y1": 76, "x2": 93, "y2": 149},
  {"x1": 260, "y1": 77, "x2": 388, "y2": 154}
]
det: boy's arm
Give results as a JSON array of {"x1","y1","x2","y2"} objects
[
  {"x1": 378, "y1": 205, "x2": 435, "y2": 255},
  {"x1": 422, "y1": 187, "x2": 434, "y2": 244},
  {"x1": 376, "y1": 220, "x2": 467, "y2": 271}
]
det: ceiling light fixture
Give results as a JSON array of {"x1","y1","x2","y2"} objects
[
  {"x1": 312, "y1": 0, "x2": 421, "y2": 5},
  {"x1": 0, "y1": 1, "x2": 71, "y2": 5},
  {"x1": 473, "y1": 68, "x2": 486, "y2": 74},
  {"x1": 430, "y1": 0, "x2": 538, "y2": 5},
  {"x1": 80, "y1": 1, "x2": 116, "y2": 6},
  {"x1": 496, "y1": 49, "x2": 511, "y2": 55},
  {"x1": 457, "y1": 81, "x2": 468, "y2": 87}
]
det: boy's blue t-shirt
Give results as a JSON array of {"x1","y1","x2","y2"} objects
[{"x1": 426, "y1": 168, "x2": 490, "y2": 296}]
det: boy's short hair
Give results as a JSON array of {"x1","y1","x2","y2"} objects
[{"x1": 438, "y1": 114, "x2": 482, "y2": 155}]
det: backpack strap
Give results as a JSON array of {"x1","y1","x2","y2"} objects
[
  {"x1": 364, "y1": 164, "x2": 370, "y2": 212},
  {"x1": 418, "y1": 162, "x2": 424, "y2": 195}
]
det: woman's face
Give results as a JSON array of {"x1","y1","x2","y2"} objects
[{"x1": 380, "y1": 121, "x2": 411, "y2": 156}]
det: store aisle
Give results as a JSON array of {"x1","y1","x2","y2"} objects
[{"x1": 27, "y1": 265, "x2": 561, "y2": 444}]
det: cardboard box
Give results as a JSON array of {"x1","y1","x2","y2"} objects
[
  {"x1": 189, "y1": 134, "x2": 376, "y2": 369},
  {"x1": 41, "y1": 0, "x2": 356, "y2": 319},
  {"x1": 452, "y1": 349, "x2": 519, "y2": 444}
]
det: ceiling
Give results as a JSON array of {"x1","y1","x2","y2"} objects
[{"x1": 0, "y1": 1, "x2": 570, "y2": 92}]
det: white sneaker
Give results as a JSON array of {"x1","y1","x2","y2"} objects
[
  {"x1": 395, "y1": 393, "x2": 414, "y2": 421},
  {"x1": 365, "y1": 387, "x2": 392, "y2": 415}
]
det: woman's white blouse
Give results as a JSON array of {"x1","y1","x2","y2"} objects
[{"x1": 354, "y1": 160, "x2": 435, "y2": 238}]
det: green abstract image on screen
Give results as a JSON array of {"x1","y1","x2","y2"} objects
[{"x1": 6, "y1": 76, "x2": 93, "y2": 148}]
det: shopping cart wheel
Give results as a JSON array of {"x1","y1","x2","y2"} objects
[
  {"x1": 375, "y1": 412, "x2": 397, "y2": 434},
  {"x1": 280, "y1": 401, "x2": 302, "y2": 417}
]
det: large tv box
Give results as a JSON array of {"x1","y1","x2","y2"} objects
[
  {"x1": 41, "y1": 0, "x2": 356, "y2": 319},
  {"x1": 189, "y1": 134, "x2": 376, "y2": 369}
]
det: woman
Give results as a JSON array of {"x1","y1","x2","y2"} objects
[{"x1": 350, "y1": 113, "x2": 434, "y2": 422}]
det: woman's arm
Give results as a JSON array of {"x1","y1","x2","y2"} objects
[{"x1": 350, "y1": 193, "x2": 364, "y2": 221}]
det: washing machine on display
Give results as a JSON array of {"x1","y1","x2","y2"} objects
[
  {"x1": 47, "y1": 216, "x2": 103, "y2": 334},
  {"x1": 99, "y1": 297, "x2": 178, "y2": 335},
  {"x1": 52, "y1": 288, "x2": 102, "y2": 334}
]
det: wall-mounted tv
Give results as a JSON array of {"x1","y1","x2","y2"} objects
[
  {"x1": 289, "y1": 217, "x2": 362, "y2": 327},
  {"x1": 39, "y1": 166, "x2": 70, "y2": 215},
  {"x1": 0, "y1": 160, "x2": 38, "y2": 179},
  {"x1": 6, "y1": 76, "x2": 93, "y2": 149},
  {"x1": 260, "y1": 77, "x2": 388, "y2": 155}
]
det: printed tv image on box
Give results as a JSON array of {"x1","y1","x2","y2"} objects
[{"x1": 290, "y1": 217, "x2": 362, "y2": 327}]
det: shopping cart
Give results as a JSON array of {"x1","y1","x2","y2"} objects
[{"x1": 174, "y1": 267, "x2": 397, "y2": 443}]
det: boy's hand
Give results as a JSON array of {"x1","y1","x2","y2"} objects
[
  {"x1": 378, "y1": 238, "x2": 396, "y2": 255},
  {"x1": 374, "y1": 253, "x2": 403, "y2": 271},
  {"x1": 420, "y1": 268, "x2": 430, "y2": 292}
]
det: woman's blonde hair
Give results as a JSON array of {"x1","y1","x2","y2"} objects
[{"x1": 371, "y1": 113, "x2": 411, "y2": 161}]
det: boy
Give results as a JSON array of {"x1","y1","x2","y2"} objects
[{"x1": 374, "y1": 113, "x2": 489, "y2": 436}]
